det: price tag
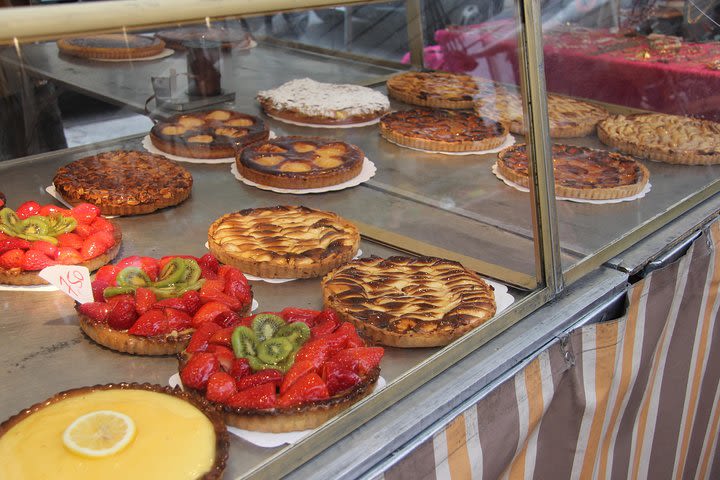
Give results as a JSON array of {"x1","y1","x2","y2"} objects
[{"x1": 39, "y1": 265, "x2": 93, "y2": 304}]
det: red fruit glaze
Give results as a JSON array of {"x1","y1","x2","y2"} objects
[
  {"x1": 207, "y1": 344, "x2": 234, "y2": 371},
  {"x1": 235, "y1": 369, "x2": 283, "y2": 392},
  {"x1": 186, "y1": 322, "x2": 222, "y2": 353},
  {"x1": 277, "y1": 372, "x2": 329, "y2": 408},
  {"x1": 180, "y1": 290, "x2": 202, "y2": 315},
  {"x1": 90, "y1": 216, "x2": 114, "y2": 234},
  {"x1": 78, "y1": 302, "x2": 111, "y2": 323},
  {"x1": 15, "y1": 201, "x2": 41, "y2": 219},
  {"x1": 38, "y1": 205, "x2": 69, "y2": 217},
  {"x1": 127, "y1": 309, "x2": 168, "y2": 336},
  {"x1": 69, "y1": 203, "x2": 100, "y2": 224},
  {"x1": 226, "y1": 382, "x2": 276, "y2": 409},
  {"x1": 206, "y1": 372, "x2": 237, "y2": 403},
  {"x1": 21, "y1": 250, "x2": 55, "y2": 271},
  {"x1": 191, "y1": 301, "x2": 231, "y2": 328},
  {"x1": 94, "y1": 265, "x2": 121, "y2": 286},
  {"x1": 134, "y1": 287, "x2": 157, "y2": 315},
  {"x1": 0, "y1": 237, "x2": 31, "y2": 255},
  {"x1": 280, "y1": 307, "x2": 321, "y2": 326},
  {"x1": 164, "y1": 307, "x2": 192, "y2": 331},
  {"x1": 107, "y1": 301, "x2": 138, "y2": 330},
  {"x1": 331, "y1": 347, "x2": 384, "y2": 376},
  {"x1": 56, "y1": 247, "x2": 83, "y2": 265},
  {"x1": 229, "y1": 358, "x2": 251, "y2": 381},
  {"x1": 56, "y1": 233, "x2": 83, "y2": 250},
  {"x1": 0, "y1": 249, "x2": 24, "y2": 269},
  {"x1": 180, "y1": 352, "x2": 220, "y2": 390},
  {"x1": 152, "y1": 298, "x2": 188, "y2": 311},
  {"x1": 322, "y1": 361, "x2": 361, "y2": 395},
  {"x1": 280, "y1": 359, "x2": 316, "y2": 395},
  {"x1": 199, "y1": 289, "x2": 243, "y2": 311}
]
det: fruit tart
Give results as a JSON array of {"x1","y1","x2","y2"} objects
[
  {"x1": 0, "y1": 383, "x2": 228, "y2": 479},
  {"x1": 76, "y1": 253, "x2": 253, "y2": 356},
  {"x1": 178, "y1": 308, "x2": 383, "y2": 432},
  {"x1": 0, "y1": 201, "x2": 121, "y2": 286}
]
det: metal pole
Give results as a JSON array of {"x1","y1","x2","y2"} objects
[{"x1": 405, "y1": 0, "x2": 425, "y2": 69}]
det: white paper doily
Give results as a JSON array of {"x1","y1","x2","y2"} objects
[
  {"x1": 168, "y1": 373, "x2": 386, "y2": 447},
  {"x1": 383, "y1": 133, "x2": 515, "y2": 156},
  {"x1": 486, "y1": 279, "x2": 514, "y2": 315},
  {"x1": 231, "y1": 157, "x2": 376, "y2": 194},
  {"x1": 142, "y1": 131, "x2": 277, "y2": 164},
  {"x1": 265, "y1": 112, "x2": 382, "y2": 129},
  {"x1": 91, "y1": 48, "x2": 175, "y2": 62},
  {"x1": 44, "y1": 185, "x2": 118, "y2": 218},
  {"x1": 491, "y1": 164, "x2": 652, "y2": 204}
]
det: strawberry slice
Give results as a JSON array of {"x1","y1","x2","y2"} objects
[
  {"x1": 73, "y1": 223, "x2": 93, "y2": 239},
  {"x1": 280, "y1": 360, "x2": 316, "y2": 395},
  {"x1": 77, "y1": 302, "x2": 111, "y2": 323},
  {"x1": 198, "y1": 253, "x2": 220, "y2": 279},
  {"x1": 69, "y1": 203, "x2": 100, "y2": 225},
  {"x1": 15, "y1": 201, "x2": 41, "y2": 219},
  {"x1": 21, "y1": 250, "x2": 55, "y2": 271},
  {"x1": 229, "y1": 358, "x2": 251, "y2": 382},
  {"x1": 0, "y1": 237, "x2": 30, "y2": 255},
  {"x1": 200, "y1": 278, "x2": 226, "y2": 294},
  {"x1": 56, "y1": 247, "x2": 83, "y2": 265},
  {"x1": 90, "y1": 216, "x2": 114, "y2": 234},
  {"x1": 164, "y1": 307, "x2": 192, "y2": 331},
  {"x1": 56, "y1": 233, "x2": 83, "y2": 250},
  {"x1": 38, "y1": 204, "x2": 70, "y2": 217},
  {"x1": 134, "y1": 287, "x2": 157, "y2": 315},
  {"x1": 91, "y1": 279, "x2": 110, "y2": 302},
  {"x1": 235, "y1": 369, "x2": 283, "y2": 392},
  {"x1": 0, "y1": 249, "x2": 25, "y2": 270},
  {"x1": 310, "y1": 310, "x2": 340, "y2": 338},
  {"x1": 80, "y1": 234, "x2": 108, "y2": 260},
  {"x1": 331, "y1": 347, "x2": 384, "y2": 376},
  {"x1": 207, "y1": 344, "x2": 234, "y2": 371},
  {"x1": 192, "y1": 301, "x2": 232, "y2": 328},
  {"x1": 107, "y1": 300, "x2": 138, "y2": 330},
  {"x1": 211, "y1": 311, "x2": 243, "y2": 328},
  {"x1": 322, "y1": 361, "x2": 361, "y2": 395},
  {"x1": 116, "y1": 256, "x2": 160, "y2": 282},
  {"x1": 106, "y1": 294, "x2": 135, "y2": 307},
  {"x1": 226, "y1": 382, "x2": 277, "y2": 409},
  {"x1": 208, "y1": 326, "x2": 234, "y2": 347},
  {"x1": 330, "y1": 322, "x2": 365, "y2": 348},
  {"x1": 151, "y1": 298, "x2": 188, "y2": 311},
  {"x1": 186, "y1": 322, "x2": 222, "y2": 353},
  {"x1": 206, "y1": 371, "x2": 237, "y2": 403},
  {"x1": 180, "y1": 352, "x2": 220, "y2": 390},
  {"x1": 280, "y1": 307, "x2": 321, "y2": 326},
  {"x1": 29, "y1": 240, "x2": 57, "y2": 258},
  {"x1": 128, "y1": 309, "x2": 168, "y2": 336},
  {"x1": 199, "y1": 289, "x2": 244, "y2": 311},
  {"x1": 94, "y1": 265, "x2": 121, "y2": 286},
  {"x1": 277, "y1": 372, "x2": 329, "y2": 408},
  {"x1": 294, "y1": 335, "x2": 348, "y2": 369},
  {"x1": 180, "y1": 290, "x2": 202, "y2": 315}
]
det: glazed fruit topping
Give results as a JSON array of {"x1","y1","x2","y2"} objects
[
  {"x1": 180, "y1": 307, "x2": 384, "y2": 410},
  {"x1": 78, "y1": 253, "x2": 253, "y2": 338},
  {"x1": 0, "y1": 201, "x2": 114, "y2": 271}
]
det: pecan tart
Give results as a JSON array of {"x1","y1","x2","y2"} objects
[
  {"x1": 597, "y1": 113, "x2": 720, "y2": 165},
  {"x1": 57, "y1": 34, "x2": 166, "y2": 59},
  {"x1": 236, "y1": 137, "x2": 364, "y2": 189},
  {"x1": 474, "y1": 84, "x2": 609, "y2": 137},
  {"x1": 208, "y1": 206, "x2": 360, "y2": 279},
  {"x1": 496, "y1": 144, "x2": 650, "y2": 200},
  {"x1": 178, "y1": 308, "x2": 383, "y2": 432},
  {"x1": 150, "y1": 109, "x2": 269, "y2": 159},
  {"x1": 322, "y1": 256, "x2": 497, "y2": 348},
  {"x1": 257, "y1": 78, "x2": 390, "y2": 126},
  {"x1": 386, "y1": 71, "x2": 478, "y2": 109},
  {"x1": 77, "y1": 254, "x2": 252, "y2": 356},
  {"x1": 53, "y1": 150, "x2": 193, "y2": 216},
  {"x1": 0, "y1": 201, "x2": 121, "y2": 286},
  {"x1": 380, "y1": 109, "x2": 508, "y2": 152},
  {"x1": 0, "y1": 383, "x2": 228, "y2": 479},
  {"x1": 155, "y1": 25, "x2": 254, "y2": 51}
]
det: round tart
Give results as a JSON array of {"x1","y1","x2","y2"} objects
[
  {"x1": 53, "y1": 150, "x2": 193, "y2": 216},
  {"x1": 155, "y1": 26, "x2": 254, "y2": 51},
  {"x1": 256, "y1": 78, "x2": 390, "y2": 126},
  {"x1": 208, "y1": 206, "x2": 360, "y2": 279},
  {"x1": 57, "y1": 34, "x2": 165, "y2": 59},
  {"x1": 178, "y1": 308, "x2": 383, "y2": 432},
  {"x1": 322, "y1": 256, "x2": 497, "y2": 348},
  {"x1": 77, "y1": 254, "x2": 253, "y2": 356},
  {"x1": 597, "y1": 113, "x2": 720, "y2": 165},
  {"x1": 150, "y1": 110, "x2": 269, "y2": 159},
  {"x1": 496, "y1": 143, "x2": 650, "y2": 200},
  {"x1": 474, "y1": 85, "x2": 608, "y2": 137},
  {"x1": 236, "y1": 136, "x2": 364, "y2": 189},
  {"x1": 379, "y1": 109, "x2": 508, "y2": 152},
  {"x1": 0, "y1": 383, "x2": 228, "y2": 479},
  {"x1": 0, "y1": 202, "x2": 121, "y2": 286},
  {"x1": 386, "y1": 71, "x2": 478, "y2": 109}
]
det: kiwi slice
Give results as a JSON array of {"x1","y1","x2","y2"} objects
[
  {"x1": 276, "y1": 348, "x2": 299, "y2": 373},
  {"x1": 231, "y1": 326, "x2": 258, "y2": 358},
  {"x1": 116, "y1": 267, "x2": 152, "y2": 288},
  {"x1": 155, "y1": 258, "x2": 187, "y2": 287},
  {"x1": 149, "y1": 285, "x2": 180, "y2": 299},
  {"x1": 247, "y1": 355, "x2": 275, "y2": 372},
  {"x1": 48, "y1": 216, "x2": 77, "y2": 236},
  {"x1": 251, "y1": 314, "x2": 285, "y2": 342},
  {"x1": 17, "y1": 217, "x2": 49, "y2": 237},
  {"x1": 103, "y1": 285, "x2": 136, "y2": 298},
  {"x1": 0, "y1": 208, "x2": 19, "y2": 229},
  {"x1": 0, "y1": 224, "x2": 16, "y2": 236},
  {"x1": 179, "y1": 258, "x2": 202, "y2": 285},
  {"x1": 174, "y1": 279, "x2": 205, "y2": 295},
  {"x1": 275, "y1": 322, "x2": 311, "y2": 346},
  {"x1": 256, "y1": 337, "x2": 293, "y2": 364}
]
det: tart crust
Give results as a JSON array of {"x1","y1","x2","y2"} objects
[
  {"x1": 0, "y1": 382, "x2": 228, "y2": 480},
  {"x1": 53, "y1": 150, "x2": 193, "y2": 215},
  {"x1": 0, "y1": 222, "x2": 122, "y2": 286},
  {"x1": 597, "y1": 113, "x2": 720, "y2": 165},
  {"x1": 208, "y1": 205, "x2": 360, "y2": 279},
  {"x1": 496, "y1": 143, "x2": 650, "y2": 200},
  {"x1": 322, "y1": 256, "x2": 497, "y2": 348},
  {"x1": 379, "y1": 109, "x2": 508, "y2": 152},
  {"x1": 236, "y1": 136, "x2": 364, "y2": 189},
  {"x1": 386, "y1": 72, "x2": 478, "y2": 109},
  {"x1": 57, "y1": 34, "x2": 165, "y2": 59},
  {"x1": 150, "y1": 110, "x2": 269, "y2": 159}
]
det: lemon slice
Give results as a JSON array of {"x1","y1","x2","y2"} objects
[{"x1": 62, "y1": 410, "x2": 136, "y2": 458}]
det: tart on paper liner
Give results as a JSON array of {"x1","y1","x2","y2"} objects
[
  {"x1": 0, "y1": 201, "x2": 121, "y2": 286},
  {"x1": 0, "y1": 383, "x2": 228, "y2": 480},
  {"x1": 76, "y1": 253, "x2": 255, "y2": 356},
  {"x1": 57, "y1": 34, "x2": 166, "y2": 59}
]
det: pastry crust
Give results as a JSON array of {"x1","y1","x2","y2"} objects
[
  {"x1": 597, "y1": 113, "x2": 720, "y2": 165},
  {"x1": 496, "y1": 144, "x2": 650, "y2": 200},
  {"x1": 236, "y1": 136, "x2": 364, "y2": 189},
  {"x1": 0, "y1": 222, "x2": 122, "y2": 286},
  {"x1": 322, "y1": 256, "x2": 497, "y2": 348},
  {"x1": 0, "y1": 383, "x2": 228, "y2": 480},
  {"x1": 150, "y1": 110, "x2": 269, "y2": 159},
  {"x1": 379, "y1": 109, "x2": 508, "y2": 152},
  {"x1": 53, "y1": 151, "x2": 193, "y2": 216},
  {"x1": 386, "y1": 72, "x2": 478, "y2": 109},
  {"x1": 474, "y1": 82, "x2": 608, "y2": 137},
  {"x1": 57, "y1": 34, "x2": 165, "y2": 59},
  {"x1": 257, "y1": 78, "x2": 390, "y2": 126},
  {"x1": 208, "y1": 206, "x2": 360, "y2": 279}
]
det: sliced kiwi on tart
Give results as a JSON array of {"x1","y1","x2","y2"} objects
[
  {"x1": 102, "y1": 257, "x2": 206, "y2": 299},
  {"x1": 231, "y1": 314, "x2": 309, "y2": 373}
]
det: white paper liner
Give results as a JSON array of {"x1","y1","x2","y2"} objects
[
  {"x1": 231, "y1": 157, "x2": 376, "y2": 194},
  {"x1": 45, "y1": 185, "x2": 119, "y2": 218},
  {"x1": 383, "y1": 133, "x2": 515, "y2": 156},
  {"x1": 491, "y1": 164, "x2": 652, "y2": 204},
  {"x1": 486, "y1": 279, "x2": 514, "y2": 315},
  {"x1": 0, "y1": 283, "x2": 57, "y2": 292},
  {"x1": 168, "y1": 373, "x2": 386, "y2": 447},
  {"x1": 265, "y1": 112, "x2": 382, "y2": 129},
  {"x1": 141, "y1": 131, "x2": 277, "y2": 164},
  {"x1": 91, "y1": 48, "x2": 175, "y2": 62}
]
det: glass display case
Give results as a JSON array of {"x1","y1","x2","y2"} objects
[{"x1": 1, "y1": 0, "x2": 719, "y2": 478}]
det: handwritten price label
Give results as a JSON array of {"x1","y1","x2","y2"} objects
[{"x1": 39, "y1": 265, "x2": 93, "y2": 304}]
